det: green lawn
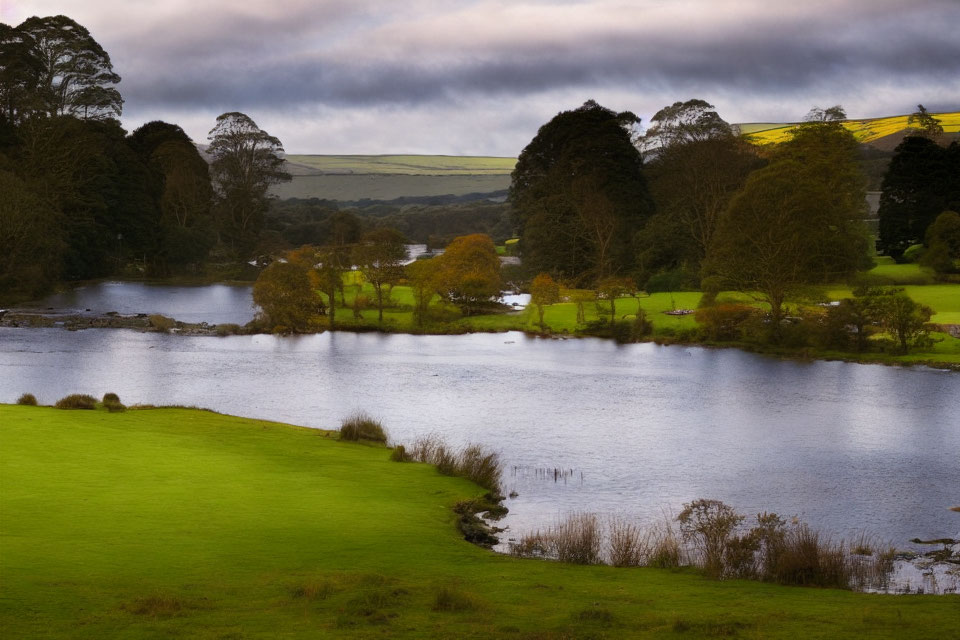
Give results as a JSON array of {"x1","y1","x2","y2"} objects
[
  {"x1": 314, "y1": 271, "x2": 960, "y2": 364},
  {"x1": 2, "y1": 405, "x2": 956, "y2": 638}
]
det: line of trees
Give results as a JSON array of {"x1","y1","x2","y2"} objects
[
  {"x1": 511, "y1": 100, "x2": 955, "y2": 343},
  {"x1": 0, "y1": 15, "x2": 290, "y2": 303}
]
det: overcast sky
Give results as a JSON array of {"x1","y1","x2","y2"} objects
[{"x1": 3, "y1": 0, "x2": 959, "y2": 155}]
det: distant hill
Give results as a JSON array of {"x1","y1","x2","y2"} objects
[
  {"x1": 738, "y1": 111, "x2": 960, "y2": 150},
  {"x1": 254, "y1": 111, "x2": 956, "y2": 201}
]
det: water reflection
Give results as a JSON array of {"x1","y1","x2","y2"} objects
[{"x1": 22, "y1": 281, "x2": 255, "y2": 325}]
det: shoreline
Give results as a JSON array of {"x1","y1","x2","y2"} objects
[{"x1": 3, "y1": 306, "x2": 959, "y2": 371}]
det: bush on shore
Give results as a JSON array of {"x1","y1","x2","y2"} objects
[
  {"x1": 338, "y1": 412, "x2": 387, "y2": 443},
  {"x1": 54, "y1": 394, "x2": 97, "y2": 410},
  {"x1": 16, "y1": 393, "x2": 38, "y2": 406}
]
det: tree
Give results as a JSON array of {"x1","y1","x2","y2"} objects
[
  {"x1": 406, "y1": 258, "x2": 440, "y2": 327},
  {"x1": 595, "y1": 276, "x2": 634, "y2": 325},
  {"x1": 0, "y1": 169, "x2": 64, "y2": 301},
  {"x1": 706, "y1": 153, "x2": 868, "y2": 336},
  {"x1": 207, "y1": 112, "x2": 290, "y2": 257},
  {"x1": 354, "y1": 228, "x2": 408, "y2": 325},
  {"x1": 313, "y1": 245, "x2": 347, "y2": 330},
  {"x1": 17, "y1": 15, "x2": 122, "y2": 120},
  {"x1": 637, "y1": 99, "x2": 763, "y2": 281},
  {"x1": 511, "y1": 100, "x2": 653, "y2": 283},
  {"x1": 871, "y1": 289, "x2": 933, "y2": 353},
  {"x1": 529, "y1": 272, "x2": 560, "y2": 328},
  {"x1": 129, "y1": 121, "x2": 214, "y2": 273},
  {"x1": 252, "y1": 260, "x2": 320, "y2": 332},
  {"x1": 0, "y1": 24, "x2": 43, "y2": 124},
  {"x1": 433, "y1": 234, "x2": 502, "y2": 315},
  {"x1": 907, "y1": 104, "x2": 944, "y2": 139},
  {"x1": 878, "y1": 136, "x2": 959, "y2": 260},
  {"x1": 920, "y1": 210, "x2": 960, "y2": 273},
  {"x1": 639, "y1": 98, "x2": 733, "y2": 152}
]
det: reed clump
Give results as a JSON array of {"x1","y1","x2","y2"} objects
[
  {"x1": 508, "y1": 500, "x2": 896, "y2": 591},
  {"x1": 338, "y1": 412, "x2": 387, "y2": 443},
  {"x1": 402, "y1": 434, "x2": 502, "y2": 493}
]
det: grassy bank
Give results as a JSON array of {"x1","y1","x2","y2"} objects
[
  {"x1": 1, "y1": 405, "x2": 957, "y2": 638},
  {"x1": 320, "y1": 261, "x2": 960, "y2": 366}
]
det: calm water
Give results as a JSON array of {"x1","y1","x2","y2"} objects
[
  {"x1": 20, "y1": 281, "x2": 255, "y2": 325},
  {"x1": 2, "y1": 290, "x2": 958, "y2": 549}
]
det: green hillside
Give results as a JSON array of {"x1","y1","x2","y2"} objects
[
  {"x1": 284, "y1": 154, "x2": 516, "y2": 176},
  {"x1": 2, "y1": 405, "x2": 956, "y2": 638}
]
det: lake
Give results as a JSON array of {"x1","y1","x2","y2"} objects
[{"x1": 2, "y1": 284, "x2": 958, "y2": 553}]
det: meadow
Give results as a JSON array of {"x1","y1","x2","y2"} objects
[
  {"x1": 284, "y1": 154, "x2": 517, "y2": 176},
  {"x1": 320, "y1": 258, "x2": 960, "y2": 366},
  {"x1": 268, "y1": 173, "x2": 512, "y2": 201},
  {"x1": 2, "y1": 404, "x2": 956, "y2": 639}
]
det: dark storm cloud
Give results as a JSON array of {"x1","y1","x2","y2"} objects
[
  {"x1": 107, "y1": 0, "x2": 959, "y2": 113},
  {"x1": 6, "y1": 0, "x2": 959, "y2": 152}
]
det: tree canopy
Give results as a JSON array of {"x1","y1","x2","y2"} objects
[
  {"x1": 510, "y1": 100, "x2": 653, "y2": 283},
  {"x1": 16, "y1": 15, "x2": 122, "y2": 120},
  {"x1": 208, "y1": 112, "x2": 291, "y2": 258},
  {"x1": 706, "y1": 113, "x2": 870, "y2": 332},
  {"x1": 878, "y1": 136, "x2": 960, "y2": 260},
  {"x1": 635, "y1": 99, "x2": 762, "y2": 283}
]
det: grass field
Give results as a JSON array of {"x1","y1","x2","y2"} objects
[
  {"x1": 2, "y1": 405, "x2": 957, "y2": 639},
  {"x1": 269, "y1": 174, "x2": 512, "y2": 201},
  {"x1": 305, "y1": 271, "x2": 960, "y2": 366},
  {"x1": 742, "y1": 111, "x2": 960, "y2": 145}
]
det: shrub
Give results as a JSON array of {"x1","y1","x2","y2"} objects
[
  {"x1": 16, "y1": 393, "x2": 38, "y2": 406},
  {"x1": 215, "y1": 323, "x2": 241, "y2": 337},
  {"x1": 148, "y1": 314, "x2": 176, "y2": 332},
  {"x1": 102, "y1": 392, "x2": 126, "y2": 413},
  {"x1": 695, "y1": 304, "x2": 757, "y2": 341},
  {"x1": 338, "y1": 412, "x2": 387, "y2": 443},
  {"x1": 902, "y1": 243, "x2": 925, "y2": 263},
  {"x1": 677, "y1": 499, "x2": 745, "y2": 578},
  {"x1": 54, "y1": 394, "x2": 97, "y2": 409},
  {"x1": 389, "y1": 444, "x2": 409, "y2": 462}
]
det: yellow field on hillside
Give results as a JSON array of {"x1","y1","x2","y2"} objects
[{"x1": 742, "y1": 111, "x2": 960, "y2": 145}]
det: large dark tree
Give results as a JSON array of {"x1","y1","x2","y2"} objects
[
  {"x1": 878, "y1": 136, "x2": 960, "y2": 260},
  {"x1": 0, "y1": 24, "x2": 43, "y2": 124},
  {"x1": 207, "y1": 112, "x2": 290, "y2": 258},
  {"x1": 636, "y1": 99, "x2": 763, "y2": 282},
  {"x1": 129, "y1": 121, "x2": 214, "y2": 273},
  {"x1": 16, "y1": 15, "x2": 122, "y2": 120},
  {"x1": 510, "y1": 100, "x2": 653, "y2": 284}
]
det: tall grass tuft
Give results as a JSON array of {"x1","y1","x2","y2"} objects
[
  {"x1": 551, "y1": 512, "x2": 602, "y2": 564},
  {"x1": 54, "y1": 394, "x2": 97, "y2": 410},
  {"x1": 338, "y1": 412, "x2": 387, "y2": 443},
  {"x1": 402, "y1": 435, "x2": 502, "y2": 493},
  {"x1": 16, "y1": 393, "x2": 38, "y2": 406},
  {"x1": 607, "y1": 516, "x2": 647, "y2": 567}
]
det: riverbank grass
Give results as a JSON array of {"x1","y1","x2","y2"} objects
[{"x1": 1, "y1": 405, "x2": 957, "y2": 638}]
